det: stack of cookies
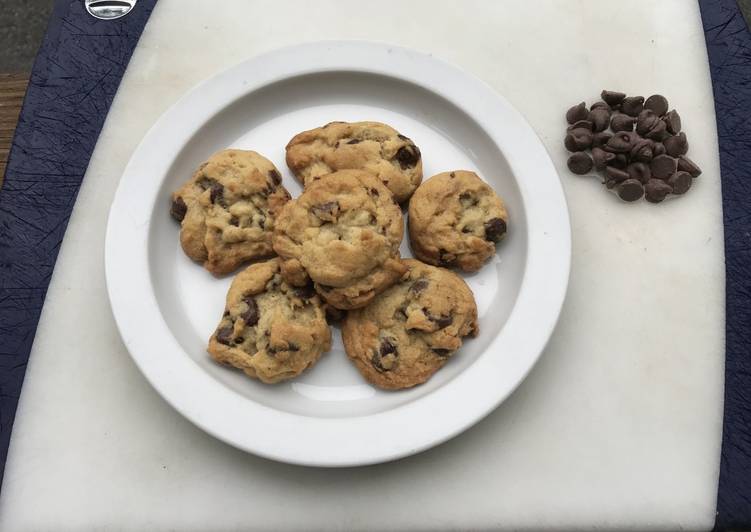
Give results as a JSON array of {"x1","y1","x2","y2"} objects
[{"x1": 170, "y1": 121, "x2": 510, "y2": 390}]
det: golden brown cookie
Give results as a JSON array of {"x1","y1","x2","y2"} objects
[
  {"x1": 342, "y1": 259, "x2": 478, "y2": 390},
  {"x1": 408, "y1": 171, "x2": 508, "y2": 272},
  {"x1": 285, "y1": 121, "x2": 422, "y2": 203},
  {"x1": 272, "y1": 169, "x2": 407, "y2": 310},
  {"x1": 207, "y1": 258, "x2": 331, "y2": 384},
  {"x1": 170, "y1": 149, "x2": 291, "y2": 275}
]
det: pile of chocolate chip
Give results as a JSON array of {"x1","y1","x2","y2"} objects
[{"x1": 564, "y1": 90, "x2": 702, "y2": 203}]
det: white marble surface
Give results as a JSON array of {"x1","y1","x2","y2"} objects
[{"x1": 0, "y1": 1, "x2": 725, "y2": 530}]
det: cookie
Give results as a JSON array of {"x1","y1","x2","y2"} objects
[
  {"x1": 408, "y1": 171, "x2": 508, "y2": 272},
  {"x1": 272, "y1": 169, "x2": 407, "y2": 310},
  {"x1": 342, "y1": 259, "x2": 478, "y2": 390},
  {"x1": 285, "y1": 121, "x2": 422, "y2": 203},
  {"x1": 207, "y1": 258, "x2": 331, "y2": 384},
  {"x1": 170, "y1": 149, "x2": 291, "y2": 275}
]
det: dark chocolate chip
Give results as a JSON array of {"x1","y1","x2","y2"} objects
[
  {"x1": 610, "y1": 113, "x2": 635, "y2": 133},
  {"x1": 611, "y1": 154, "x2": 629, "y2": 169},
  {"x1": 223, "y1": 310, "x2": 230, "y2": 317},
  {"x1": 229, "y1": 216, "x2": 239, "y2": 227},
  {"x1": 590, "y1": 101, "x2": 611, "y2": 111},
  {"x1": 433, "y1": 348, "x2": 452, "y2": 357},
  {"x1": 605, "y1": 166, "x2": 630, "y2": 183},
  {"x1": 241, "y1": 297, "x2": 259, "y2": 326},
  {"x1": 636, "y1": 109, "x2": 659, "y2": 136},
  {"x1": 663, "y1": 109, "x2": 682, "y2": 134},
  {"x1": 606, "y1": 179, "x2": 617, "y2": 190},
  {"x1": 438, "y1": 249, "x2": 455, "y2": 266},
  {"x1": 567, "y1": 119, "x2": 594, "y2": 131},
  {"x1": 565, "y1": 102, "x2": 589, "y2": 124},
  {"x1": 430, "y1": 314, "x2": 454, "y2": 329},
  {"x1": 564, "y1": 128, "x2": 593, "y2": 151},
  {"x1": 644, "y1": 94, "x2": 669, "y2": 116},
  {"x1": 592, "y1": 131, "x2": 612, "y2": 148},
  {"x1": 621, "y1": 96, "x2": 645, "y2": 117},
  {"x1": 372, "y1": 338, "x2": 398, "y2": 372},
  {"x1": 630, "y1": 139, "x2": 654, "y2": 163},
  {"x1": 484, "y1": 217, "x2": 507, "y2": 242},
  {"x1": 653, "y1": 142, "x2": 666, "y2": 156},
  {"x1": 409, "y1": 278, "x2": 429, "y2": 294},
  {"x1": 567, "y1": 152, "x2": 593, "y2": 175},
  {"x1": 589, "y1": 109, "x2": 610, "y2": 132},
  {"x1": 295, "y1": 283, "x2": 316, "y2": 300},
  {"x1": 347, "y1": 138, "x2": 361, "y2": 144},
  {"x1": 216, "y1": 325, "x2": 234, "y2": 345},
  {"x1": 606, "y1": 131, "x2": 634, "y2": 153},
  {"x1": 650, "y1": 154, "x2": 677, "y2": 179},
  {"x1": 645, "y1": 119, "x2": 668, "y2": 141},
  {"x1": 209, "y1": 182, "x2": 224, "y2": 205},
  {"x1": 644, "y1": 179, "x2": 673, "y2": 203},
  {"x1": 397, "y1": 134, "x2": 410, "y2": 141},
  {"x1": 663, "y1": 132, "x2": 688, "y2": 157},
  {"x1": 592, "y1": 147, "x2": 615, "y2": 170},
  {"x1": 601, "y1": 90, "x2": 626, "y2": 107},
  {"x1": 627, "y1": 162, "x2": 652, "y2": 184},
  {"x1": 677, "y1": 155, "x2": 702, "y2": 177},
  {"x1": 668, "y1": 171, "x2": 692, "y2": 194},
  {"x1": 234, "y1": 337, "x2": 244, "y2": 344},
  {"x1": 395, "y1": 144, "x2": 421, "y2": 168},
  {"x1": 268, "y1": 169, "x2": 282, "y2": 186},
  {"x1": 311, "y1": 201, "x2": 340, "y2": 221},
  {"x1": 617, "y1": 179, "x2": 645, "y2": 202},
  {"x1": 170, "y1": 196, "x2": 187, "y2": 222},
  {"x1": 369, "y1": 187, "x2": 380, "y2": 197}
]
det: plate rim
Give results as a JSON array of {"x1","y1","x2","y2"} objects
[{"x1": 105, "y1": 40, "x2": 571, "y2": 467}]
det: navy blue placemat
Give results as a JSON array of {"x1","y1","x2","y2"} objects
[
  {"x1": 0, "y1": 0, "x2": 156, "y2": 489},
  {"x1": 700, "y1": 0, "x2": 751, "y2": 530}
]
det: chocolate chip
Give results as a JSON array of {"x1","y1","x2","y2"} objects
[
  {"x1": 295, "y1": 283, "x2": 316, "y2": 300},
  {"x1": 567, "y1": 119, "x2": 594, "y2": 131},
  {"x1": 590, "y1": 101, "x2": 611, "y2": 111},
  {"x1": 677, "y1": 155, "x2": 702, "y2": 177},
  {"x1": 564, "y1": 128, "x2": 593, "y2": 151},
  {"x1": 627, "y1": 162, "x2": 652, "y2": 184},
  {"x1": 565, "y1": 102, "x2": 589, "y2": 124},
  {"x1": 325, "y1": 306, "x2": 345, "y2": 322},
  {"x1": 605, "y1": 166, "x2": 630, "y2": 183},
  {"x1": 601, "y1": 90, "x2": 626, "y2": 107},
  {"x1": 567, "y1": 152, "x2": 593, "y2": 175},
  {"x1": 372, "y1": 338, "x2": 398, "y2": 372},
  {"x1": 610, "y1": 113, "x2": 635, "y2": 132},
  {"x1": 606, "y1": 131, "x2": 634, "y2": 153},
  {"x1": 668, "y1": 171, "x2": 692, "y2": 194},
  {"x1": 606, "y1": 179, "x2": 617, "y2": 189},
  {"x1": 369, "y1": 187, "x2": 380, "y2": 197},
  {"x1": 229, "y1": 216, "x2": 239, "y2": 226},
  {"x1": 653, "y1": 142, "x2": 666, "y2": 156},
  {"x1": 617, "y1": 179, "x2": 645, "y2": 202},
  {"x1": 621, "y1": 96, "x2": 645, "y2": 117},
  {"x1": 397, "y1": 134, "x2": 410, "y2": 141},
  {"x1": 592, "y1": 131, "x2": 612, "y2": 147},
  {"x1": 268, "y1": 169, "x2": 282, "y2": 186},
  {"x1": 395, "y1": 144, "x2": 421, "y2": 168},
  {"x1": 663, "y1": 132, "x2": 688, "y2": 157},
  {"x1": 311, "y1": 201, "x2": 340, "y2": 221},
  {"x1": 241, "y1": 297, "x2": 259, "y2": 326},
  {"x1": 216, "y1": 325, "x2": 233, "y2": 345},
  {"x1": 589, "y1": 109, "x2": 610, "y2": 132},
  {"x1": 636, "y1": 109, "x2": 659, "y2": 135},
  {"x1": 630, "y1": 139, "x2": 654, "y2": 163},
  {"x1": 449, "y1": 172, "x2": 456, "y2": 178},
  {"x1": 438, "y1": 249, "x2": 454, "y2": 266},
  {"x1": 611, "y1": 154, "x2": 629, "y2": 169},
  {"x1": 591, "y1": 147, "x2": 615, "y2": 170},
  {"x1": 644, "y1": 94, "x2": 669, "y2": 116},
  {"x1": 209, "y1": 182, "x2": 224, "y2": 205},
  {"x1": 409, "y1": 278, "x2": 429, "y2": 294},
  {"x1": 645, "y1": 119, "x2": 668, "y2": 141},
  {"x1": 432, "y1": 348, "x2": 452, "y2": 357},
  {"x1": 430, "y1": 314, "x2": 453, "y2": 328},
  {"x1": 170, "y1": 197, "x2": 187, "y2": 222},
  {"x1": 644, "y1": 179, "x2": 673, "y2": 203},
  {"x1": 234, "y1": 336, "x2": 244, "y2": 344},
  {"x1": 663, "y1": 109, "x2": 682, "y2": 134},
  {"x1": 650, "y1": 154, "x2": 677, "y2": 179},
  {"x1": 347, "y1": 138, "x2": 361, "y2": 144},
  {"x1": 484, "y1": 217, "x2": 507, "y2": 242}
]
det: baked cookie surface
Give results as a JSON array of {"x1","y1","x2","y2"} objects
[
  {"x1": 285, "y1": 121, "x2": 422, "y2": 203},
  {"x1": 273, "y1": 169, "x2": 407, "y2": 310},
  {"x1": 342, "y1": 259, "x2": 478, "y2": 390},
  {"x1": 408, "y1": 170, "x2": 508, "y2": 272},
  {"x1": 208, "y1": 258, "x2": 331, "y2": 384},
  {"x1": 171, "y1": 149, "x2": 291, "y2": 275}
]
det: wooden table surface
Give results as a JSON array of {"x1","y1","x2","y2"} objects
[{"x1": 0, "y1": 73, "x2": 28, "y2": 187}]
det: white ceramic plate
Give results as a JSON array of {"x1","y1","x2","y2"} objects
[{"x1": 105, "y1": 41, "x2": 570, "y2": 466}]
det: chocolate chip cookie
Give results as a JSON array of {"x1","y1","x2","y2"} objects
[
  {"x1": 208, "y1": 258, "x2": 331, "y2": 384},
  {"x1": 272, "y1": 169, "x2": 407, "y2": 310},
  {"x1": 342, "y1": 259, "x2": 478, "y2": 390},
  {"x1": 408, "y1": 171, "x2": 509, "y2": 272},
  {"x1": 170, "y1": 149, "x2": 291, "y2": 275},
  {"x1": 285, "y1": 121, "x2": 422, "y2": 203}
]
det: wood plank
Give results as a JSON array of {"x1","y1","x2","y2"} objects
[{"x1": 0, "y1": 73, "x2": 29, "y2": 188}]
